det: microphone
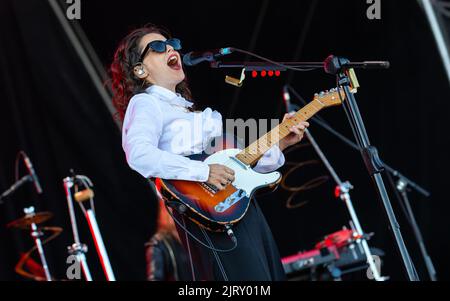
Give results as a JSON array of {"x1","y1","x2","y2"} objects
[
  {"x1": 182, "y1": 47, "x2": 233, "y2": 66},
  {"x1": 22, "y1": 153, "x2": 43, "y2": 194},
  {"x1": 360, "y1": 61, "x2": 390, "y2": 69},
  {"x1": 324, "y1": 55, "x2": 390, "y2": 74}
]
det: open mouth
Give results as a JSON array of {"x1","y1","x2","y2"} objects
[{"x1": 167, "y1": 54, "x2": 181, "y2": 70}]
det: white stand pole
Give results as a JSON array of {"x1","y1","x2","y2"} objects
[
  {"x1": 85, "y1": 209, "x2": 116, "y2": 281},
  {"x1": 63, "y1": 177, "x2": 92, "y2": 281}
]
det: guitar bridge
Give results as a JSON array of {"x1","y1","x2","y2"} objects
[{"x1": 214, "y1": 189, "x2": 247, "y2": 213}]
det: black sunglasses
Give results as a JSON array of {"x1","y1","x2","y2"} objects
[{"x1": 139, "y1": 38, "x2": 182, "y2": 62}]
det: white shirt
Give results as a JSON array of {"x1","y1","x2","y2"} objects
[{"x1": 122, "y1": 85, "x2": 285, "y2": 181}]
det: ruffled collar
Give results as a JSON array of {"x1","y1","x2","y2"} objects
[{"x1": 146, "y1": 85, "x2": 194, "y2": 109}]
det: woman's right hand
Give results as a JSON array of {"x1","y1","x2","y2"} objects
[{"x1": 206, "y1": 164, "x2": 235, "y2": 190}]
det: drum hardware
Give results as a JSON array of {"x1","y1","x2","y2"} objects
[
  {"x1": 282, "y1": 227, "x2": 385, "y2": 281},
  {"x1": 14, "y1": 226, "x2": 62, "y2": 281},
  {"x1": 63, "y1": 172, "x2": 115, "y2": 281},
  {"x1": 282, "y1": 86, "x2": 386, "y2": 280},
  {"x1": 7, "y1": 206, "x2": 55, "y2": 281}
]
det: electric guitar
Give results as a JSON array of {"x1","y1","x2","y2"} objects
[{"x1": 157, "y1": 88, "x2": 344, "y2": 231}]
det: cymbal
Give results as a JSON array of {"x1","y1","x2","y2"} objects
[{"x1": 7, "y1": 212, "x2": 53, "y2": 229}]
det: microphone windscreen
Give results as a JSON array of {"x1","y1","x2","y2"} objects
[{"x1": 182, "y1": 53, "x2": 193, "y2": 66}]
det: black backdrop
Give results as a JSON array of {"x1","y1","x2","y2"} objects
[{"x1": 1, "y1": 0, "x2": 449, "y2": 281}]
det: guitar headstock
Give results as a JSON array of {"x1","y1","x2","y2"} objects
[{"x1": 313, "y1": 88, "x2": 344, "y2": 107}]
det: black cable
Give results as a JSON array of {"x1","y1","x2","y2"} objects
[
  {"x1": 181, "y1": 215, "x2": 196, "y2": 281},
  {"x1": 200, "y1": 227, "x2": 229, "y2": 281},
  {"x1": 230, "y1": 48, "x2": 320, "y2": 72},
  {"x1": 164, "y1": 201, "x2": 238, "y2": 253}
]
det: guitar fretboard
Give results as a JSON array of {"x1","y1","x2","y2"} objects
[{"x1": 235, "y1": 98, "x2": 326, "y2": 166}]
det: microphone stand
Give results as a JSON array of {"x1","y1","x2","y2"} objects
[
  {"x1": 209, "y1": 54, "x2": 422, "y2": 280},
  {"x1": 389, "y1": 174, "x2": 437, "y2": 281},
  {"x1": 284, "y1": 101, "x2": 385, "y2": 281},
  {"x1": 0, "y1": 175, "x2": 31, "y2": 204},
  {"x1": 305, "y1": 128, "x2": 387, "y2": 281},
  {"x1": 323, "y1": 56, "x2": 419, "y2": 281},
  {"x1": 286, "y1": 85, "x2": 430, "y2": 197},
  {"x1": 210, "y1": 61, "x2": 389, "y2": 71},
  {"x1": 286, "y1": 85, "x2": 436, "y2": 281},
  {"x1": 1, "y1": 151, "x2": 44, "y2": 204}
]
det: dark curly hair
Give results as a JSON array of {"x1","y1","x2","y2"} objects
[{"x1": 109, "y1": 24, "x2": 192, "y2": 121}]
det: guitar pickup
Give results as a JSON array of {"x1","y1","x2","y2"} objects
[{"x1": 201, "y1": 182, "x2": 219, "y2": 194}]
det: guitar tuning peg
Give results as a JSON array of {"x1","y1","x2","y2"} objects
[
  {"x1": 319, "y1": 91, "x2": 325, "y2": 96},
  {"x1": 314, "y1": 93, "x2": 319, "y2": 97}
]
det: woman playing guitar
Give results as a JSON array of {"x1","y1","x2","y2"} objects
[{"x1": 109, "y1": 24, "x2": 309, "y2": 281}]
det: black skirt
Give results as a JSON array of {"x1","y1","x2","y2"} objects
[{"x1": 173, "y1": 198, "x2": 286, "y2": 281}]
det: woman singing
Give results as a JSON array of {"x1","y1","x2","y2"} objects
[{"x1": 109, "y1": 24, "x2": 309, "y2": 281}]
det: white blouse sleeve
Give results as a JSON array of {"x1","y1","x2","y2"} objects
[
  {"x1": 122, "y1": 95, "x2": 210, "y2": 181},
  {"x1": 253, "y1": 144, "x2": 285, "y2": 173}
]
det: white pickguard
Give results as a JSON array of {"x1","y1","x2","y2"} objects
[{"x1": 203, "y1": 148, "x2": 281, "y2": 197}]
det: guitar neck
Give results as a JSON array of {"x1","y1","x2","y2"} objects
[{"x1": 235, "y1": 98, "x2": 328, "y2": 166}]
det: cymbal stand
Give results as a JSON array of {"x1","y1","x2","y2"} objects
[
  {"x1": 63, "y1": 176, "x2": 92, "y2": 281},
  {"x1": 24, "y1": 206, "x2": 52, "y2": 281},
  {"x1": 72, "y1": 174, "x2": 116, "y2": 281},
  {"x1": 326, "y1": 56, "x2": 419, "y2": 280}
]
